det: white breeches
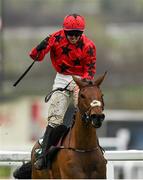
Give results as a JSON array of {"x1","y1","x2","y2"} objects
[{"x1": 47, "y1": 73, "x2": 79, "y2": 127}]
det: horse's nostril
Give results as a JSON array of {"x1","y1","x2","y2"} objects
[
  {"x1": 92, "y1": 120, "x2": 102, "y2": 128},
  {"x1": 90, "y1": 114, "x2": 105, "y2": 128},
  {"x1": 90, "y1": 114, "x2": 105, "y2": 120}
]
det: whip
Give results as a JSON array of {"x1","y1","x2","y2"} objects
[{"x1": 13, "y1": 54, "x2": 39, "y2": 87}]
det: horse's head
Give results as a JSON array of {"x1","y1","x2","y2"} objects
[{"x1": 73, "y1": 72, "x2": 107, "y2": 128}]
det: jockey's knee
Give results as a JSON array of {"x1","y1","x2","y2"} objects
[
  {"x1": 48, "y1": 119, "x2": 63, "y2": 128},
  {"x1": 47, "y1": 90, "x2": 70, "y2": 127}
]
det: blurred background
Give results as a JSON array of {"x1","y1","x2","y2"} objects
[{"x1": 0, "y1": 0, "x2": 143, "y2": 179}]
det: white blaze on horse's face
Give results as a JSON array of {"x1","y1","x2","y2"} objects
[{"x1": 90, "y1": 100, "x2": 101, "y2": 107}]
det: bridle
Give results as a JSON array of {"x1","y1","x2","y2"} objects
[
  {"x1": 81, "y1": 99, "x2": 101, "y2": 120},
  {"x1": 79, "y1": 99, "x2": 105, "y2": 127}
]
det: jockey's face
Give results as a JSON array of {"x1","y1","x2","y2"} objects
[
  {"x1": 67, "y1": 35, "x2": 81, "y2": 44},
  {"x1": 65, "y1": 30, "x2": 83, "y2": 44}
]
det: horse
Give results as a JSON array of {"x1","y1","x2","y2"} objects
[{"x1": 31, "y1": 72, "x2": 107, "y2": 179}]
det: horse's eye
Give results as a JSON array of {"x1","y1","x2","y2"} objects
[{"x1": 80, "y1": 94, "x2": 85, "y2": 99}]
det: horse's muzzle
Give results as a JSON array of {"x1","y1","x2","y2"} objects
[{"x1": 90, "y1": 114, "x2": 105, "y2": 128}]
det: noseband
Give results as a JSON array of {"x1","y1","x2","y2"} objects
[{"x1": 81, "y1": 99, "x2": 105, "y2": 127}]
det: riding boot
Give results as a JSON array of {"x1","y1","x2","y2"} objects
[{"x1": 34, "y1": 125, "x2": 53, "y2": 170}]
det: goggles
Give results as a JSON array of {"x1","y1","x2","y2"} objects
[{"x1": 64, "y1": 30, "x2": 83, "y2": 37}]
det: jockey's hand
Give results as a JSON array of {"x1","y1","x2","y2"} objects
[{"x1": 36, "y1": 37, "x2": 49, "y2": 51}]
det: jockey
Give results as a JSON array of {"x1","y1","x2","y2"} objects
[{"x1": 29, "y1": 13, "x2": 96, "y2": 170}]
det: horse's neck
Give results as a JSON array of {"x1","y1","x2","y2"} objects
[{"x1": 70, "y1": 111, "x2": 99, "y2": 149}]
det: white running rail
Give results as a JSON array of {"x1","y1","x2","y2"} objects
[
  {"x1": 0, "y1": 150, "x2": 143, "y2": 179},
  {"x1": 1, "y1": 150, "x2": 143, "y2": 161}
]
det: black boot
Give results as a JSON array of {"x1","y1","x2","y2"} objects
[{"x1": 34, "y1": 125, "x2": 53, "y2": 170}]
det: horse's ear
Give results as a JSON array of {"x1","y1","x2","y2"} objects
[
  {"x1": 72, "y1": 76, "x2": 86, "y2": 88},
  {"x1": 94, "y1": 71, "x2": 107, "y2": 86}
]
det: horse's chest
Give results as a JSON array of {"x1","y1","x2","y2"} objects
[
  {"x1": 67, "y1": 153, "x2": 101, "y2": 174},
  {"x1": 77, "y1": 154, "x2": 98, "y2": 169}
]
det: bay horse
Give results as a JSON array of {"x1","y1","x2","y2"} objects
[{"x1": 31, "y1": 72, "x2": 107, "y2": 179}]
